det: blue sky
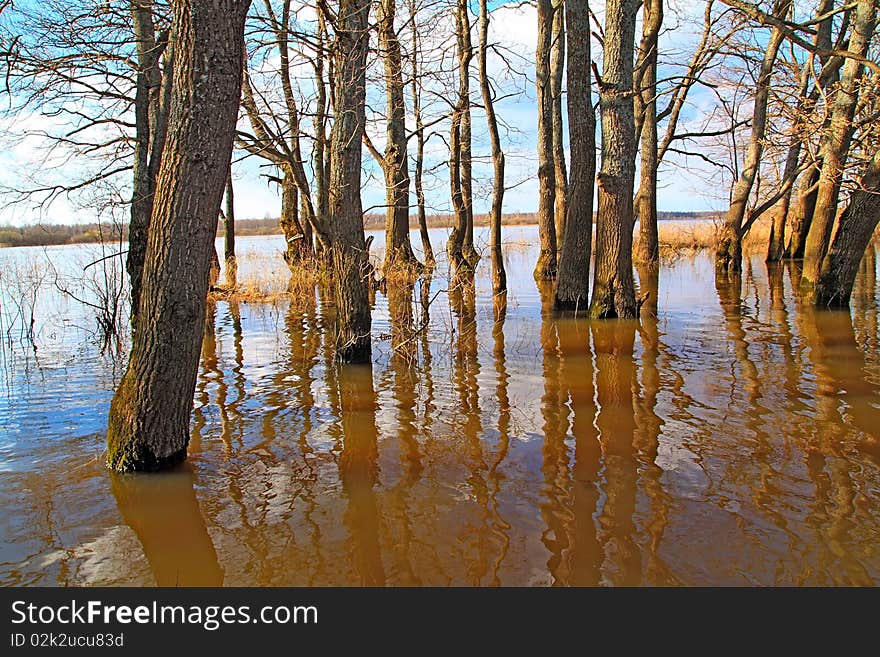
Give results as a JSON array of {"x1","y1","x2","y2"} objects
[{"x1": 0, "y1": 0, "x2": 730, "y2": 227}]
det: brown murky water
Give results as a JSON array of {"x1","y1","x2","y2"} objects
[{"x1": 2, "y1": 228, "x2": 880, "y2": 586}]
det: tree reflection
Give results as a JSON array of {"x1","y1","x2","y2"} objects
[{"x1": 110, "y1": 464, "x2": 223, "y2": 586}]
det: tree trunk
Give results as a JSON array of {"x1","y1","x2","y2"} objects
[
  {"x1": 786, "y1": 163, "x2": 821, "y2": 259},
  {"x1": 447, "y1": 0, "x2": 472, "y2": 272},
  {"x1": 328, "y1": 0, "x2": 372, "y2": 363},
  {"x1": 478, "y1": 0, "x2": 506, "y2": 294},
  {"x1": 378, "y1": 0, "x2": 418, "y2": 271},
  {"x1": 107, "y1": 0, "x2": 250, "y2": 472},
  {"x1": 459, "y1": 2, "x2": 478, "y2": 267},
  {"x1": 784, "y1": 0, "x2": 839, "y2": 261},
  {"x1": 589, "y1": 0, "x2": 639, "y2": 319},
  {"x1": 801, "y1": 0, "x2": 876, "y2": 299},
  {"x1": 634, "y1": 0, "x2": 662, "y2": 266},
  {"x1": 555, "y1": 0, "x2": 595, "y2": 313},
  {"x1": 813, "y1": 148, "x2": 880, "y2": 307},
  {"x1": 128, "y1": 1, "x2": 165, "y2": 322},
  {"x1": 410, "y1": 4, "x2": 435, "y2": 267},
  {"x1": 534, "y1": 0, "x2": 557, "y2": 280},
  {"x1": 314, "y1": 12, "x2": 330, "y2": 245},
  {"x1": 223, "y1": 169, "x2": 236, "y2": 286},
  {"x1": 550, "y1": 0, "x2": 567, "y2": 253},
  {"x1": 279, "y1": 170, "x2": 309, "y2": 267},
  {"x1": 715, "y1": 0, "x2": 789, "y2": 275}
]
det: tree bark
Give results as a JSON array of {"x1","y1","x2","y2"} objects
[
  {"x1": 715, "y1": 0, "x2": 789, "y2": 275},
  {"x1": 589, "y1": 0, "x2": 639, "y2": 318},
  {"x1": 634, "y1": 0, "x2": 662, "y2": 266},
  {"x1": 478, "y1": 0, "x2": 506, "y2": 294},
  {"x1": 813, "y1": 148, "x2": 880, "y2": 307},
  {"x1": 801, "y1": 0, "x2": 876, "y2": 299},
  {"x1": 378, "y1": 0, "x2": 418, "y2": 270},
  {"x1": 328, "y1": 0, "x2": 372, "y2": 362},
  {"x1": 534, "y1": 0, "x2": 557, "y2": 280},
  {"x1": 550, "y1": 0, "x2": 567, "y2": 253},
  {"x1": 107, "y1": 0, "x2": 250, "y2": 472},
  {"x1": 555, "y1": 0, "x2": 595, "y2": 313}
]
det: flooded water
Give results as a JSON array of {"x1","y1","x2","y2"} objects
[{"x1": 2, "y1": 226, "x2": 880, "y2": 586}]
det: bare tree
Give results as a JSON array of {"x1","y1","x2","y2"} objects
[
  {"x1": 326, "y1": 0, "x2": 373, "y2": 362},
  {"x1": 590, "y1": 0, "x2": 639, "y2": 318},
  {"x1": 106, "y1": 0, "x2": 250, "y2": 471},
  {"x1": 371, "y1": 0, "x2": 419, "y2": 271},
  {"x1": 802, "y1": 0, "x2": 876, "y2": 300},
  {"x1": 534, "y1": 0, "x2": 557, "y2": 280},
  {"x1": 715, "y1": 0, "x2": 790, "y2": 275},
  {"x1": 478, "y1": 0, "x2": 505, "y2": 294},
  {"x1": 555, "y1": 0, "x2": 595, "y2": 312},
  {"x1": 633, "y1": 0, "x2": 663, "y2": 266},
  {"x1": 550, "y1": 0, "x2": 567, "y2": 253}
]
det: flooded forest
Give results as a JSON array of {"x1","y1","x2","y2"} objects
[{"x1": 1, "y1": 0, "x2": 880, "y2": 586}]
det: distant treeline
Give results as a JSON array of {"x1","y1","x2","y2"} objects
[{"x1": 0, "y1": 211, "x2": 719, "y2": 248}]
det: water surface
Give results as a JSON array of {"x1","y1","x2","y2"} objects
[{"x1": 2, "y1": 226, "x2": 880, "y2": 585}]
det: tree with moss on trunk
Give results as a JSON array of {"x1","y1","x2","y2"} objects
[{"x1": 106, "y1": 0, "x2": 251, "y2": 472}]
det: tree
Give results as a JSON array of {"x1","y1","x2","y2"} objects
[
  {"x1": 715, "y1": 0, "x2": 790, "y2": 275},
  {"x1": 550, "y1": 0, "x2": 567, "y2": 253},
  {"x1": 801, "y1": 0, "x2": 877, "y2": 301},
  {"x1": 237, "y1": 0, "x2": 325, "y2": 268},
  {"x1": 408, "y1": 0, "x2": 435, "y2": 267},
  {"x1": 534, "y1": 0, "x2": 557, "y2": 280},
  {"x1": 447, "y1": 0, "x2": 476, "y2": 272},
  {"x1": 369, "y1": 0, "x2": 419, "y2": 271},
  {"x1": 633, "y1": 0, "x2": 663, "y2": 266},
  {"x1": 554, "y1": 0, "x2": 595, "y2": 312},
  {"x1": 811, "y1": 147, "x2": 880, "y2": 306},
  {"x1": 478, "y1": 0, "x2": 506, "y2": 295},
  {"x1": 590, "y1": 0, "x2": 639, "y2": 318},
  {"x1": 106, "y1": 0, "x2": 251, "y2": 472},
  {"x1": 326, "y1": 0, "x2": 372, "y2": 362}
]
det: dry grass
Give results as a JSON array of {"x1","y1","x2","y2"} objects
[{"x1": 209, "y1": 252, "x2": 328, "y2": 309}]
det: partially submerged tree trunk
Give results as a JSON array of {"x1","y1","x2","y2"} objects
[
  {"x1": 478, "y1": 0, "x2": 506, "y2": 294},
  {"x1": 590, "y1": 0, "x2": 639, "y2": 319},
  {"x1": 377, "y1": 0, "x2": 418, "y2": 271},
  {"x1": 550, "y1": 0, "x2": 567, "y2": 254},
  {"x1": 812, "y1": 148, "x2": 880, "y2": 307},
  {"x1": 555, "y1": 0, "x2": 595, "y2": 313},
  {"x1": 715, "y1": 0, "x2": 789, "y2": 275},
  {"x1": 107, "y1": 0, "x2": 250, "y2": 472},
  {"x1": 801, "y1": 0, "x2": 876, "y2": 299},
  {"x1": 634, "y1": 0, "x2": 662, "y2": 266},
  {"x1": 534, "y1": 0, "x2": 557, "y2": 280},
  {"x1": 327, "y1": 0, "x2": 372, "y2": 362},
  {"x1": 447, "y1": 0, "x2": 473, "y2": 272}
]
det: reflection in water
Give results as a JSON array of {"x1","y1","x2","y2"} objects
[
  {"x1": 4, "y1": 234, "x2": 880, "y2": 586},
  {"x1": 337, "y1": 362, "x2": 384, "y2": 586},
  {"x1": 110, "y1": 464, "x2": 223, "y2": 586}
]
